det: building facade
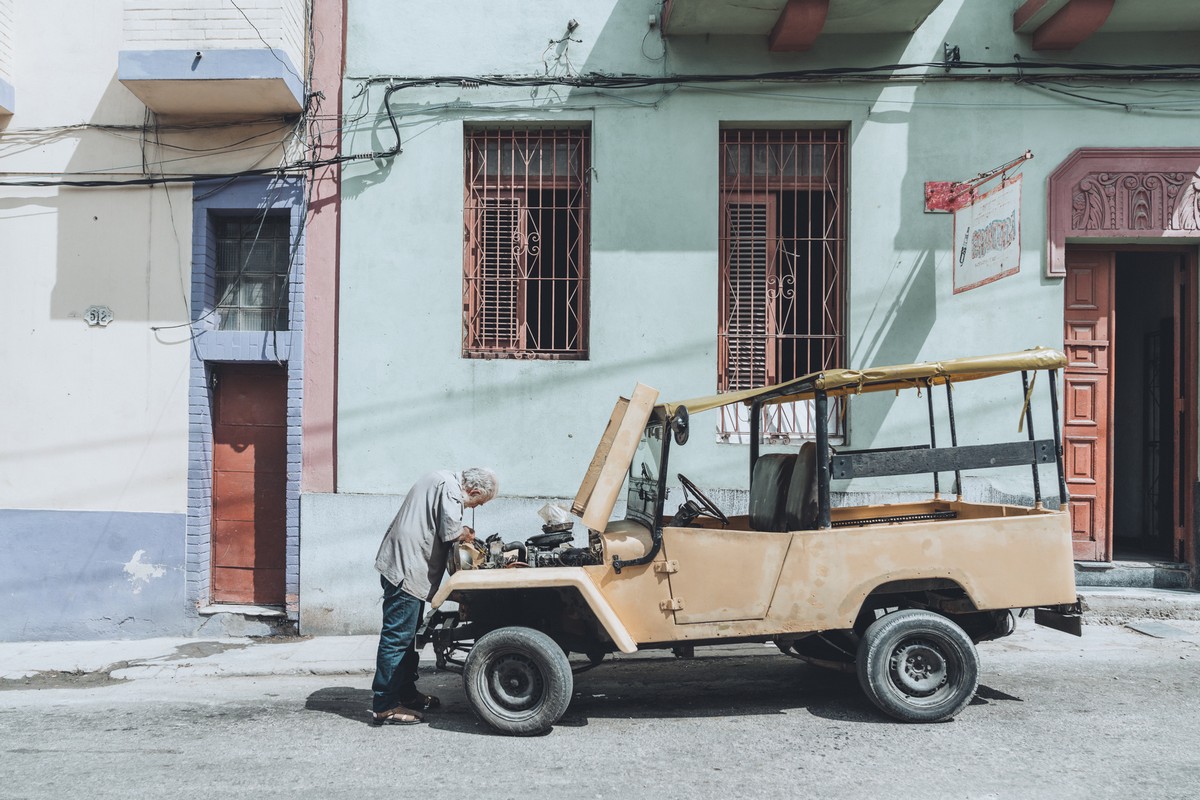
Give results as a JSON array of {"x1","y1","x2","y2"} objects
[
  {"x1": 0, "y1": 0, "x2": 342, "y2": 640},
  {"x1": 300, "y1": 0, "x2": 1200, "y2": 635}
]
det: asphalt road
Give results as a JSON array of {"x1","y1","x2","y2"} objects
[{"x1": 2, "y1": 622, "x2": 1198, "y2": 800}]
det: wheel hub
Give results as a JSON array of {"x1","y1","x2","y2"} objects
[
  {"x1": 487, "y1": 653, "x2": 544, "y2": 711},
  {"x1": 890, "y1": 640, "x2": 948, "y2": 697}
]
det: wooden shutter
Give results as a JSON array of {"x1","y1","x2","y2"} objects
[
  {"x1": 720, "y1": 194, "x2": 778, "y2": 391},
  {"x1": 467, "y1": 196, "x2": 527, "y2": 351}
]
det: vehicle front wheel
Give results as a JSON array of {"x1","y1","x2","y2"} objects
[
  {"x1": 463, "y1": 626, "x2": 574, "y2": 735},
  {"x1": 856, "y1": 609, "x2": 979, "y2": 723}
]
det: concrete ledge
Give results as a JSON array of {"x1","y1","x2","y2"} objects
[
  {"x1": 0, "y1": 77, "x2": 13, "y2": 115},
  {"x1": 118, "y1": 48, "x2": 303, "y2": 116},
  {"x1": 1075, "y1": 560, "x2": 1191, "y2": 590},
  {"x1": 1079, "y1": 586, "x2": 1200, "y2": 624}
]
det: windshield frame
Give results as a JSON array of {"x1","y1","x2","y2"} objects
[{"x1": 626, "y1": 415, "x2": 669, "y2": 529}]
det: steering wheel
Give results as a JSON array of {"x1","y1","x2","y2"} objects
[{"x1": 677, "y1": 473, "x2": 729, "y2": 526}]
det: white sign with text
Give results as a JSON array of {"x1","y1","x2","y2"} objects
[{"x1": 953, "y1": 176, "x2": 1021, "y2": 294}]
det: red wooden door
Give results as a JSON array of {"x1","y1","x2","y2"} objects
[
  {"x1": 1171, "y1": 260, "x2": 1194, "y2": 565},
  {"x1": 211, "y1": 364, "x2": 287, "y2": 604},
  {"x1": 1063, "y1": 250, "x2": 1114, "y2": 561}
]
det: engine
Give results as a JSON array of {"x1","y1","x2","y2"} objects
[{"x1": 448, "y1": 523, "x2": 601, "y2": 573}]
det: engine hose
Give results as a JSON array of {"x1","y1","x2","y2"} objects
[{"x1": 503, "y1": 542, "x2": 527, "y2": 563}]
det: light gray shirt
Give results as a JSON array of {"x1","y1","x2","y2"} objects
[{"x1": 374, "y1": 470, "x2": 465, "y2": 602}]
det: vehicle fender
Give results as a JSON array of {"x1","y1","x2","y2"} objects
[
  {"x1": 839, "y1": 569, "x2": 979, "y2": 621},
  {"x1": 431, "y1": 567, "x2": 638, "y2": 654}
]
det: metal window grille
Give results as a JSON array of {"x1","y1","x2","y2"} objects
[
  {"x1": 463, "y1": 128, "x2": 590, "y2": 359},
  {"x1": 718, "y1": 129, "x2": 846, "y2": 443},
  {"x1": 214, "y1": 214, "x2": 291, "y2": 331}
]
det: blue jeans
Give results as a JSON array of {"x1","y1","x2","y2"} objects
[{"x1": 372, "y1": 575, "x2": 425, "y2": 713}]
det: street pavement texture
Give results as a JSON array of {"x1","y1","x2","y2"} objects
[{"x1": 2, "y1": 591, "x2": 1199, "y2": 800}]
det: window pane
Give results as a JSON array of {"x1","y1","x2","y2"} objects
[{"x1": 213, "y1": 214, "x2": 291, "y2": 332}]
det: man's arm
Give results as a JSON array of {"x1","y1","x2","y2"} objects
[{"x1": 436, "y1": 480, "x2": 467, "y2": 543}]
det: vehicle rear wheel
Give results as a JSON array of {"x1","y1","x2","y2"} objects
[
  {"x1": 464, "y1": 626, "x2": 573, "y2": 735},
  {"x1": 856, "y1": 609, "x2": 978, "y2": 723}
]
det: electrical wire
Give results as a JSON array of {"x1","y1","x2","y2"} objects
[{"x1": 6, "y1": 58, "x2": 1200, "y2": 188}]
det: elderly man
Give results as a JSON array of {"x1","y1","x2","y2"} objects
[{"x1": 371, "y1": 466, "x2": 498, "y2": 725}]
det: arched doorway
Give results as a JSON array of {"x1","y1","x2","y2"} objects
[{"x1": 1049, "y1": 149, "x2": 1200, "y2": 572}]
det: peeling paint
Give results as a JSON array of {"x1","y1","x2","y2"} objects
[{"x1": 123, "y1": 550, "x2": 166, "y2": 594}]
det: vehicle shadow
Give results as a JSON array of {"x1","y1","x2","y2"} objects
[
  {"x1": 304, "y1": 655, "x2": 1024, "y2": 734},
  {"x1": 561, "y1": 655, "x2": 881, "y2": 727}
]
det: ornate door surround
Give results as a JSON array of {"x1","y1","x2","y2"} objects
[{"x1": 1048, "y1": 148, "x2": 1200, "y2": 277}]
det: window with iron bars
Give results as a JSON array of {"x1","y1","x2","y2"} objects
[
  {"x1": 214, "y1": 214, "x2": 291, "y2": 331},
  {"x1": 463, "y1": 128, "x2": 590, "y2": 359},
  {"x1": 718, "y1": 129, "x2": 846, "y2": 444}
]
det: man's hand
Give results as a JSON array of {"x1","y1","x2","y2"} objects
[{"x1": 459, "y1": 526, "x2": 476, "y2": 544}]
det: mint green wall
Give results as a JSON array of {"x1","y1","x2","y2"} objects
[{"x1": 336, "y1": 0, "x2": 1200, "y2": 500}]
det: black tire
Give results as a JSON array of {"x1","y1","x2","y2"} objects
[
  {"x1": 463, "y1": 627, "x2": 573, "y2": 735},
  {"x1": 856, "y1": 609, "x2": 979, "y2": 723}
]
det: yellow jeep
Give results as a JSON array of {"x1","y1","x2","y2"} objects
[{"x1": 419, "y1": 348, "x2": 1081, "y2": 734}]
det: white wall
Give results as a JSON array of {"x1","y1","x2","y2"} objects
[
  {"x1": 0, "y1": 0, "x2": 291, "y2": 514},
  {"x1": 123, "y1": 0, "x2": 306, "y2": 72},
  {"x1": 0, "y1": 0, "x2": 13, "y2": 85}
]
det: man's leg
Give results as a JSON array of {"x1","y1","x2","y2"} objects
[{"x1": 372, "y1": 575, "x2": 424, "y2": 713}]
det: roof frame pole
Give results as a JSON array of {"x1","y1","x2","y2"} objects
[
  {"x1": 815, "y1": 390, "x2": 832, "y2": 529},
  {"x1": 945, "y1": 381, "x2": 963, "y2": 501},
  {"x1": 1021, "y1": 370, "x2": 1044, "y2": 508},
  {"x1": 1047, "y1": 368, "x2": 1069, "y2": 506},
  {"x1": 750, "y1": 399, "x2": 761, "y2": 488},
  {"x1": 926, "y1": 379, "x2": 940, "y2": 499}
]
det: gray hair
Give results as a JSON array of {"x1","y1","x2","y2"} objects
[{"x1": 462, "y1": 467, "x2": 499, "y2": 501}]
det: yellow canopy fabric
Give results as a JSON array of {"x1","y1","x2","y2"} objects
[{"x1": 662, "y1": 347, "x2": 1067, "y2": 416}]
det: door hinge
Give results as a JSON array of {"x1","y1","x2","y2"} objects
[
  {"x1": 659, "y1": 598, "x2": 684, "y2": 611},
  {"x1": 653, "y1": 560, "x2": 679, "y2": 574}
]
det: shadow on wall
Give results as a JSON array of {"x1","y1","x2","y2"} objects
[
  {"x1": 46, "y1": 72, "x2": 298, "y2": 324},
  {"x1": 846, "y1": 250, "x2": 938, "y2": 446},
  {"x1": 37, "y1": 73, "x2": 187, "y2": 323}
]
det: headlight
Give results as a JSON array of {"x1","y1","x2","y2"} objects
[{"x1": 447, "y1": 540, "x2": 487, "y2": 574}]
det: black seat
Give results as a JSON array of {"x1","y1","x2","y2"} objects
[
  {"x1": 783, "y1": 442, "x2": 819, "y2": 530},
  {"x1": 749, "y1": 453, "x2": 796, "y2": 532}
]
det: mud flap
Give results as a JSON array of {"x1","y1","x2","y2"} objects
[{"x1": 1032, "y1": 600, "x2": 1083, "y2": 636}]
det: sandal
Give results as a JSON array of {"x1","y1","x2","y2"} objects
[
  {"x1": 370, "y1": 706, "x2": 423, "y2": 726},
  {"x1": 400, "y1": 691, "x2": 441, "y2": 711}
]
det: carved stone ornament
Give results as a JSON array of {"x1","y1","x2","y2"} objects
[
  {"x1": 83, "y1": 305, "x2": 114, "y2": 327},
  {"x1": 1047, "y1": 148, "x2": 1200, "y2": 277}
]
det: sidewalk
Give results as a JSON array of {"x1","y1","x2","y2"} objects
[{"x1": 2, "y1": 587, "x2": 1198, "y2": 685}]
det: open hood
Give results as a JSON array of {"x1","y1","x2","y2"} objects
[{"x1": 571, "y1": 383, "x2": 660, "y2": 531}]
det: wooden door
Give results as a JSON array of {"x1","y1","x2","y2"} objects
[
  {"x1": 211, "y1": 364, "x2": 287, "y2": 604},
  {"x1": 1171, "y1": 260, "x2": 1194, "y2": 564},
  {"x1": 1063, "y1": 250, "x2": 1114, "y2": 561}
]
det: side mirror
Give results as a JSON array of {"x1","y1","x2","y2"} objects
[{"x1": 671, "y1": 406, "x2": 689, "y2": 445}]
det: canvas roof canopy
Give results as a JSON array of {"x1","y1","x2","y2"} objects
[{"x1": 662, "y1": 347, "x2": 1067, "y2": 416}]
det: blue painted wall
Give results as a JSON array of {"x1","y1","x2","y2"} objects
[{"x1": 0, "y1": 509, "x2": 189, "y2": 641}]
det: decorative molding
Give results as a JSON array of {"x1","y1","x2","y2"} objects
[{"x1": 1047, "y1": 148, "x2": 1200, "y2": 277}]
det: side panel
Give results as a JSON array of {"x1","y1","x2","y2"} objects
[
  {"x1": 638, "y1": 512, "x2": 1077, "y2": 643},
  {"x1": 660, "y1": 527, "x2": 790, "y2": 623}
]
